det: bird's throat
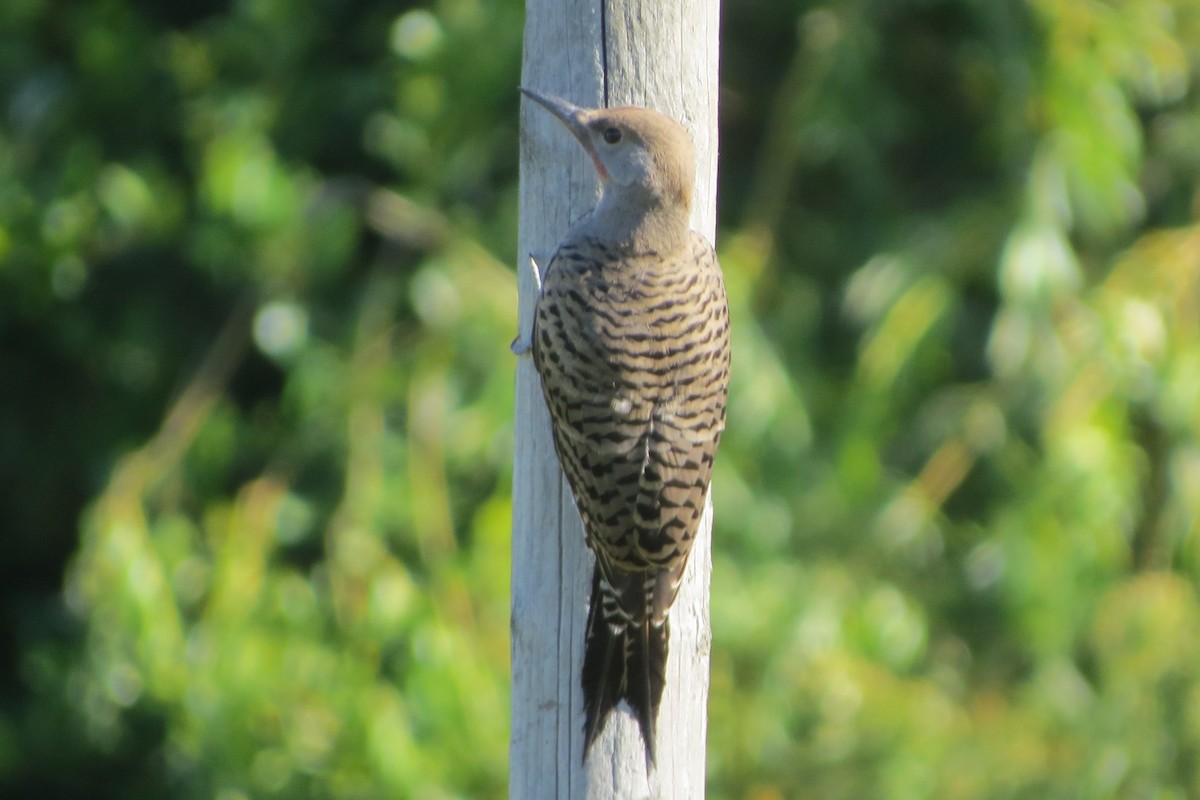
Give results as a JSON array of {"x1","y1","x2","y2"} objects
[{"x1": 581, "y1": 190, "x2": 690, "y2": 255}]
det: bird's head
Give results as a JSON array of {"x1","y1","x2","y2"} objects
[{"x1": 520, "y1": 88, "x2": 695, "y2": 215}]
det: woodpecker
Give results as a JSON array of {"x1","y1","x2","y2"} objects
[{"x1": 519, "y1": 88, "x2": 731, "y2": 763}]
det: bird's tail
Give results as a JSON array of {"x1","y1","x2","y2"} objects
[{"x1": 581, "y1": 565, "x2": 668, "y2": 764}]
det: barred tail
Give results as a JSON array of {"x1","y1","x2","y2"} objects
[{"x1": 581, "y1": 565, "x2": 668, "y2": 764}]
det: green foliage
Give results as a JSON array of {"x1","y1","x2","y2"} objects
[
  {"x1": 1, "y1": 0, "x2": 1198, "y2": 797},
  {"x1": 708, "y1": 2, "x2": 1200, "y2": 798}
]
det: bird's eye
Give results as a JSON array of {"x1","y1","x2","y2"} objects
[{"x1": 602, "y1": 127, "x2": 623, "y2": 144}]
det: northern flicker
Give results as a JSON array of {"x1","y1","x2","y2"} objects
[{"x1": 519, "y1": 88, "x2": 731, "y2": 763}]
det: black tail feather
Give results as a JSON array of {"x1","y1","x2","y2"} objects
[{"x1": 581, "y1": 566, "x2": 668, "y2": 764}]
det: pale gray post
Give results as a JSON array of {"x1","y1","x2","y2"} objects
[{"x1": 511, "y1": 0, "x2": 720, "y2": 798}]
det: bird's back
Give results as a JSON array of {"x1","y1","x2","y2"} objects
[{"x1": 533, "y1": 230, "x2": 730, "y2": 622}]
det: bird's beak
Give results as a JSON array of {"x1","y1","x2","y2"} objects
[
  {"x1": 520, "y1": 87, "x2": 608, "y2": 180},
  {"x1": 520, "y1": 88, "x2": 591, "y2": 140}
]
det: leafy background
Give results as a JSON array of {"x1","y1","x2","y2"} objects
[{"x1": 2, "y1": 0, "x2": 1199, "y2": 797}]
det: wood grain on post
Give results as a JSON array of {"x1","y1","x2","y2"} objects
[{"x1": 511, "y1": 0, "x2": 720, "y2": 797}]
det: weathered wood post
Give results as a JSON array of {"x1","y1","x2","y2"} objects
[{"x1": 511, "y1": 0, "x2": 720, "y2": 797}]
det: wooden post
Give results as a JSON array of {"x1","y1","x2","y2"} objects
[{"x1": 511, "y1": 0, "x2": 720, "y2": 798}]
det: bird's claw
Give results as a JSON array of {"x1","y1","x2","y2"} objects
[{"x1": 512, "y1": 253, "x2": 544, "y2": 356}]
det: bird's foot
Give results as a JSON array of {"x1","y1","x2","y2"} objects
[{"x1": 511, "y1": 253, "x2": 544, "y2": 355}]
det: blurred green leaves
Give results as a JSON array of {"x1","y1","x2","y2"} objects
[
  {"x1": 3, "y1": 0, "x2": 517, "y2": 796},
  {"x1": 707, "y1": 1, "x2": 1200, "y2": 798}
]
